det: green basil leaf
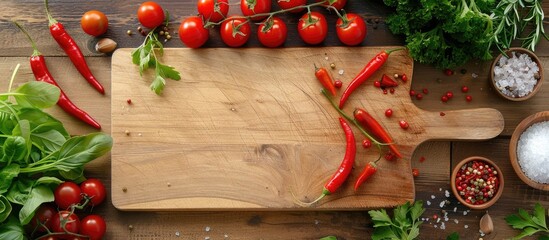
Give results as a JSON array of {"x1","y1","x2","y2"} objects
[
  {"x1": 13, "y1": 81, "x2": 60, "y2": 109},
  {"x1": 34, "y1": 176, "x2": 63, "y2": 187},
  {"x1": 19, "y1": 185, "x2": 54, "y2": 225},
  {"x1": 13, "y1": 120, "x2": 31, "y2": 163},
  {"x1": 59, "y1": 167, "x2": 85, "y2": 181},
  {"x1": 31, "y1": 129, "x2": 66, "y2": 153},
  {"x1": 0, "y1": 196, "x2": 12, "y2": 222},
  {"x1": 0, "y1": 216, "x2": 25, "y2": 240},
  {"x1": 53, "y1": 133, "x2": 112, "y2": 172},
  {"x1": 6, "y1": 179, "x2": 33, "y2": 205},
  {"x1": 0, "y1": 111, "x2": 16, "y2": 135},
  {"x1": 2, "y1": 136, "x2": 26, "y2": 164},
  {"x1": 0, "y1": 165, "x2": 20, "y2": 194},
  {"x1": 18, "y1": 108, "x2": 69, "y2": 139}
]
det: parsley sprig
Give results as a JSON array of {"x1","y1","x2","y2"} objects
[
  {"x1": 131, "y1": 28, "x2": 181, "y2": 95},
  {"x1": 505, "y1": 203, "x2": 549, "y2": 239},
  {"x1": 368, "y1": 201, "x2": 425, "y2": 240}
]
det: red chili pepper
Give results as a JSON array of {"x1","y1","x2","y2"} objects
[
  {"x1": 354, "y1": 161, "x2": 377, "y2": 191},
  {"x1": 314, "y1": 65, "x2": 337, "y2": 96},
  {"x1": 299, "y1": 117, "x2": 356, "y2": 206},
  {"x1": 45, "y1": 0, "x2": 105, "y2": 94},
  {"x1": 353, "y1": 108, "x2": 402, "y2": 158},
  {"x1": 15, "y1": 22, "x2": 101, "y2": 129},
  {"x1": 339, "y1": 48, "x2": 404, "y2": 108}
]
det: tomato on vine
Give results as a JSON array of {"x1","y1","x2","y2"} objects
[
  {"x1": 318, "y1": 0, "x2": 347, "y2": 10},
  {"x1": 80, "y1": 178, "x2": 106, "y2": 207},
  {"x1": 179, "y1": 16, "x2": 209, "y2": 48},
  {"x1": 297, "y1": 12, "x2": 328, "y2": 45},
  {"x1": 336, "y1": 13, "x2": 366, "y2": 46},
  {"x1": 257, "y1": 16, "x2": 287, "y2": 48},
  {"x1": 277, "y1": 0, "x2": 306, "y2": 13},
  {"x1": 80, "y1": 215, "x2": 107, "y2": 240},
  {"x1": 220, "y1": 16, "x2": 251, "y2": 47},
  {"x1": 30, "y1": 204, "x2": 57, "y2": 232},
  {"x1": 51, "y1": 211, "x2": 80, "y2": 234},
  {"x1": 137, "y1": 1, "x2": 165, "y2": 29},
  {"x1": 54, "y1": 182, "x2": 82, "y2": 210},
  {"x1": 198, "y1": 0, "x2": 229, "y2": 23},
  {"x1": 241, "y1": 0, "x2": 271, "y2": 21}
]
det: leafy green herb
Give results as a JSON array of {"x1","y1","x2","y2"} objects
[
  {"x1": 131, "y1": 28, "x2": 181, "y2": 95},
  {"x1": 368, "y1": 201, "x2": 425, "y2": 240},
  {"x1": 447, "y1": 232, "x2": 460, "y2": 240},
  {"x1": 505, "y1": 203, "x2": 549, "y2": 239},
  {"x1": 0, "y1": 65, "x2": 112, "y2": 239}
]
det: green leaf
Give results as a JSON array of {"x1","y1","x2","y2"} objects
[
  {"x1": 532, "y1": 203, "x2": 547, "y2": 229},
  {"x1": 31, "y1": 129, "x2": 66, "y2": 153},
  {"x1": 410, "y1": 201, "x2": 425, "y2": 221},
  {"x1": 519, "y1": 208, "x2": 538, "y2": 226},
  {"x1": 0, "y1": 195, "x2": 12, "y2": 222},
  {"x1": 150, "y1": 75, "x2": 166, "y2": 95},
  {"x1": 54, "y1": 133, "x2": 113, "y2": 172},
  {"x1": 18, "y1": 185, "x2": 54, "y2": 225},
  {"x1": 372, "y1": 226, "x2": 399, "y2": 240},
  {"x1": 59, "y1": 167, "x2": 85, "y2": 181},
  {"x1": 2, "y1": 136, "x2": 26, "y2": 165},
  {"x1": 158, "y1": 63, "x2": 181, "y2": 81},
  {"x1": 319, "y1": 236, "x2": 337, "y2": 240},
  {"x1": 6, "y1": 179, "x2": 33, "y2": 205},
  {"x1": 394, "y1": 202, "x2": 410, "y2": 228},
  {"x1": 0, "y1": 216, "x2": 25, "y2": 240},
  {"x1": 0, "y1": 165, "x2": 20, "y2": 194},
  {"x1": 408, "y1": 220, "x2": 422, "y2": 240},
  {"x1": 539, "y1": 235, "x2": 549, "y2": 240},
  {"x1": 13, "y1": 81, "x2": 60, "y2": 109},
  {"x1": 131, "y1": 47, "x2": 142, "y2": 65},
  {"x1": 13, "y1": 120, "x2": 31, "y2": 163},
  {"x1": 506, "y1": 214, "x2": 536, "y2": 229},
  {"x1": 18, "y1": 108, "x2": 69, "y2": 139},
  {"x1": 369, "y1": 209, "x2": 393, "y2": 225},
  {"x1": 447, "y1": 232, "x2": 460, "y2": 240},
  {"x1": 513, "y1": 227, "x2": 543, "y2": 239},
  {"x1": 35, "y1": 176, "x2": 63, "y2": 186}
]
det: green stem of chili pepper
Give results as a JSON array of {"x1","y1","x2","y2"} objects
[{"x1": 338, "y1": 48, "x2": 405, "y2": 109}]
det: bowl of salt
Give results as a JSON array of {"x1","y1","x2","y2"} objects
[
  {"x1": 509, "y1": 111, "x2": 549, "y2": 191},
  {"x1": 490, "y1": 48, "x2": 543, "y2": 101}
]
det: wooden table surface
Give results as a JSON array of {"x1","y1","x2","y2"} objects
[{"x1": 1, "y1": 0, "x2": 548, "y2": 239}]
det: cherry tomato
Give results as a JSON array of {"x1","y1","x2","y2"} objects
[
  {"x1": 179, "y1": 16, "x2": 209, "y2": 48},
  {"x1": 241, "y1": 0, "x2": 271, "y2": 21},
  {"x1": 30, "y1": 204, "x2": 57, "y2": 232},
  {"x1": 336, "y1": 13, "x2": 366, "y2": 46},
  {"x1": 297, "y1": 12, "x2": 328, "y2": 45},
  {"x1": 257, "y1": 17, "x2": 287, "y2": 48},
  {"x1": 137, "y1": 1, "x2": 165, "y2": 29},
  {"x1": 54, "y1": 182, "x2": 82, "y2": 210},
  {"x1": 198, "y1": 0, "x2": 229, "y2": 23},
  {"x1": 277, "y1": 0, "x2": 306, "y2": 13},
  {"x1": 220, "y1": 16, "x2": 251, "y2": 47},
  {"x1": 80, "y1": 215, "x2": 107, "y2": 240},
  {"x1": 80, "y1": 178, "x2": 106, "y2": 207},
  {"x1": 80, "y1": 10, "x2": 108, "y2": 36},
  {"x1": 317, "y1": 0, "x2": 347, "y2": 10},
  {"x1": 51, "y1": 211, "x2": 80, "y2": 234}
]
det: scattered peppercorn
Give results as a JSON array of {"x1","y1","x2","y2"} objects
[
  {"x1": 394, "y1": 73, "x2": 399, "y2": 78},
  {"x1": 385, "y1": 109, "x2": 393, "y2": 117},
  {"x1": 401, "y1": 74, "x2": 408, "y2": 82},
  {"x1": 399, "y1": 120, "x2": 409, "y2": 129},
  {"x1": 466, "y1": 95, "x2": 472, "y2": 102},
  {"x1": 362, "y1": 139, "x2": 372, "y2": 149},
  {"x1": 374, "y1": 81, "x2": 381, "y2": 88},
  {"x1": 415, "y1": 93, "x2": 423, "y2": 100},
  {"x1": 334, "y1": 79, "x2": 343, "y2": 88},
  {"x1": 409, "y1": 89, "x2": 416, "y2": 96},
  {"x1": 441, "y1": 95, "x2": 449, "y2": 102},
  {"x1": 419, "y1": 156, "x2": 426, "y2": 162},
  {"x1": 443, "y1": 69, "x2": 454, "y2": 76},
  {"x1": 126, "y1": 30, "x2": 132, "y2": 35},
  {"x1": 127, "y1": 98, "x2": 132, "y2": 104},
  {"x1": 446, "y1": 91, "x2": 454, "y2": 99},
  {"x1": 412, "y1": 168, "x2": 419, "y2": 177},
  {"x1": 461, "y1": 86, "x2": 469, "y2": 93},
  {"x1": 389, "y1": 88, "x2": 395, "y2": 94},
  {"x1": 422, "y1": 88, "x2": 429, "y2": 94},
  {"x1": 330, "y1": 63, "x2": 336, "y2": 69},
  {"x1": 440, "y1": 112, "x2": 446, "y2": 116},
  {"x1": 383, "y1": 89, "x2": 388, "y2": 94}
]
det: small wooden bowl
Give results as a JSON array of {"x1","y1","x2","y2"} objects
[
  {"x1": 509, "y1": 111, "x2": 549, "y2": 191},
  {"x1": 490, "y1": 47, "x2": 543, "y2": 101},
  {"x1": 450, "y1": 156, "x2": 504, "y2": 210}
]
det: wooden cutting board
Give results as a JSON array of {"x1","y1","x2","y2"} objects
[{"x1": 110, "y1": 47, "x2": 504, "y2": 211}]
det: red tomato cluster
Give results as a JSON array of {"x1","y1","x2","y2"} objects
[
  {"x1": 177, "y1": 0, "x2": 366, "y2": 48},
  {"x1": 31, "y1": 179, "x2": 107, "y2": 240}
]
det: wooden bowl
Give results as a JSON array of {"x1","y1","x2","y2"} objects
[
  {"x1": 490, "y1": 47, "x2": 543, "y2": 101},
  {"x1": 450, "y1": 156, "x2": 504, "y2": 210},
  {"x1": 509, "y1": 111, "x2": 549, "y2": 191}
]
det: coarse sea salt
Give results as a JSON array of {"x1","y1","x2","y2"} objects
[
  {"x1": 493, "y1": 51, "x2": 540, "y2": 98},
  {"x1": 517, "y1": 121, "x2": 549, "y2": 183}
]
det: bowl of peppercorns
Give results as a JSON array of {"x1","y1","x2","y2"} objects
[{"x1": 451, "y1": 156, "x2": 504, "y2": 210}]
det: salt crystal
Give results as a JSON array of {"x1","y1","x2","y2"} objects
[
  {"x1": 434, "y1": 224, "x2": 438, "y2": 228},
  {"x1": 437, "y1": 218, "x2": 441, "y2": 223},
  {"x1": 464, "y1": 225, "x2": 469, "y2": 229},
  {"x1": 427, "y1": 200, "x2": 431, "y2": 206},
  {"x1": 453, "y1": 207, "x2": 457, "y2": 212},
  {"x1": 517, "y1": 121, "x2": 549, "y2": 183},
  {"x1": 431, "y1": 195, "x2": 436, "y2": 199},
  {"x1": 440, "y1": 222, "x2": 446, "y2": 230},
  {"x1": 205, "y1": 226, "x2": 211, "y2": 232},
  {"x1": 454, "y1": 219, "x2": 459, "y2": 224},
  {"x1": 444, "y1": 190, "x2": 450, "y2": 198},
  {"x1": 439, "y1": 201, "x2": 445, "y2": 208},
  {"x1": 463, "y1": 211, "x2": 468, "y2": 216},
  {"x1": 338, "y1": 69, "x2": 344, "y2": 75},
  {"x1": 439, "y1": 188, "x2": 442, "y2": 191},
  {"x1": 494, "y1": 51, "x2": 539, "y2": 98}
]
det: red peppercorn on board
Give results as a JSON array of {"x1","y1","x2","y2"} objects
[{"x1": 110, "y1": 47, "x2": 504, "y2": 210}]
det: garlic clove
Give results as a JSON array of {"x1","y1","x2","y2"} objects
[
  {"x1": 479, "y1": 211, "x2": 494, "y2": 235},
  {"x1": 95, "y1": 38, "x2": 117, "y2": 53}
]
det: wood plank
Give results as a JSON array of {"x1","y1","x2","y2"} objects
[{"x1": 110, "y1": 47, "x2": 503, "y2": 210}]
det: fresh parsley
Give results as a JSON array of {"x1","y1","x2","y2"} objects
[
  {"x1": 368, "y1": 201, "x2": 425, "y2": 240},
  {"x1": 505, "y1": 203, "x2": 549, "y2": 240},
  {"x1": 131, "y1": 29, "x2": 181, "y2": 95}
]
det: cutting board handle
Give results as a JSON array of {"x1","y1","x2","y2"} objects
[{"x1": 420, "y1": 108, "x2": 504, "y2": 141}]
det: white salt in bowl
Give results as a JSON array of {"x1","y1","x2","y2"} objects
[
  {"x1": 509, "y1": 111, "x2": 549, "y2": 191},
  {"x1": 490, "y1": 48, "x2": 543, "y2": 101}
]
